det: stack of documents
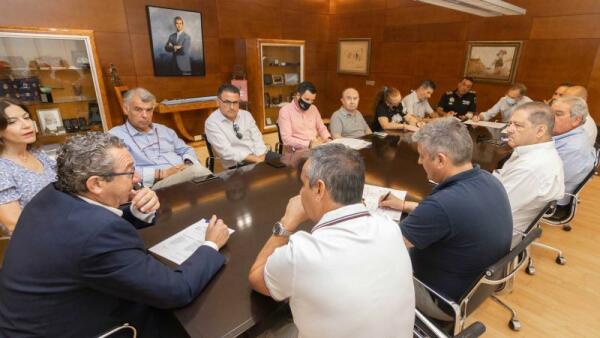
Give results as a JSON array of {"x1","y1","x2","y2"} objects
[
  {"x1": 149, "y1": 219, "x2": 234, "y2": 265},
  {"x1": 464, "y1": 120, "x2": 507, "y2": 129},
  {"x1": 362, "y1": 184, "x2": 407, "y2": 222},
  {"x1": 329, "y1": 138, "x2": 372, "y2": 150}
]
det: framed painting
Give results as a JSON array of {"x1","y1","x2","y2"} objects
[
  {"x1": 146, "y1": 6, "x2": 205, "y2": 76},
  {"x1": 463, "y1": 41, "x2": 522, "y2": 84},
  {"x1": 337, "y1": 38, "x2": 371, "y2": 76}
]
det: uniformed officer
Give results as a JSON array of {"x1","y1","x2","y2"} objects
[{"x1": 435, "y1": 77, "x2": 477, "y2": 120}]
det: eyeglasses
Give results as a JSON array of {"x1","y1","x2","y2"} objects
[
  {"x1": 101, "y1": 171, "x2": 136, "y2": 179},
  {"x1": 219, "y1": 98, "x2": 240, "y2": 106},
  {"x1": 233, "y1": 123, "x2": 243, "y2": 140}
]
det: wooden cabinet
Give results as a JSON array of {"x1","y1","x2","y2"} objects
[
  {"x1": 244, "y1": 39, "x2": 304, "y2": 132},
  {"x1": 0, "y1": 27, "x2": 110, "y2": 145}
]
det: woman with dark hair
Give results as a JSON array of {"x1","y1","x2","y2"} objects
[
  {"x1": 0, "y1": 98, "x2": 56, "y2": 235},
  {"x1": 372, "y1": 86, "x2": 418, "y2": 132}
]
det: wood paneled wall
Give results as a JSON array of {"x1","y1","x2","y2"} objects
[
  {"x1": 2, "y1": 0, "x2": 599, "y2": 131},
  {"x1": 324, "y1": 0, "x2": 600, "y2": 122},
  {"x1": 0, "y1": 0, "x2": 330, "y2": 136}
]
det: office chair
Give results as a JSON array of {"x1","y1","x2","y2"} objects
[
  {"x1": 203, "y1": 134, "x2": 217, "y2": 172},
  {"x1": 414, "y1": 310, "x2": 486, "y2": 338},
  {"x1": 0, "y1": 236, "x2": 10, "y2": 268},
  {"x1": 97, "y1": 323, "x2": 137, "y2": 338},
  {"x1": 414, "y1": 227, "x2": 542, "y2": 335},
  {"x1": 275, "y1": 123, "x2": 284, "y2": 154}
]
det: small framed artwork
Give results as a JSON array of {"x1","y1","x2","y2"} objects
[
  {"x1": 463, "y1": 41, "x2": 522, "y2": 84},
  {"x1": 337, "y1": 38, "x2": 371, "y2": 75},
  {"x1": 37, "y1": 108, "x2": 63, "y2": 134},
  {"x1": 272, "y1": 74, "x2": 284, "y2": 85},
  {"x1": 146, "y1": 5, "x2": 206, "y2": 76},
  {"x1": 284, "y1": 73, "x2": 299, "y2": 85}
]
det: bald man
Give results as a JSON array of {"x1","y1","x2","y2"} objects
[
  {"x1": 564, "y1": 85, "x2": 597, "y2": 147},
  {"x1": 330, "y1": 88, "x2": 372, "y2": 139}
]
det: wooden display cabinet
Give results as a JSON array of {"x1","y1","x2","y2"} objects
[
  {"x1": 244, "y1": 39, "x2": 304, "y2": 132},
  {"x1": 0, "y1": 27, "x2": 110, "y2": 145}
]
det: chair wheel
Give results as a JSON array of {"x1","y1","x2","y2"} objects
[
  {"x1": 562, "y1": 224, "x2": 572, "y2": 231},
  {"x1": 526, "y1": 265, "x2": 536, "y2": 275},
  {"x1": 556, "y1": 255, "x2": 566, "y2": 265},
  {"x1": 509, "y1": 319, "x2": 521, "y2": 331}
]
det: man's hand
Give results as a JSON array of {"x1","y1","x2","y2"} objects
[
  {"x1": 174, "y1": 45, "x2": 181, "y2": 52},
  {"x1": 379, "y1": 193, "x2": 405, "y2": 211},
  {"x1": 309, "y1": 137, "x2": 324, "y2": 149},
  {"x1": 205, "y1": 215, "x2": 231, "y2": 249},
  {"x1": 164, "y1": 164, "x2": 187, "y2": 177},
  {"x1": 472, "y1": 113, "x2": 482, "y2": 122},
  {"x1": 280, "y1": 195, "x2": 308, "y2": 232},
  {"x1": 245, "y1": 154, "x2": 266, "y2": 163},
  {"x1": 130, "y1": 187, "x2": 160, "y2": 213},
  {"x1": 404, "y1": 124, "x2": 419, "y2": 132}
]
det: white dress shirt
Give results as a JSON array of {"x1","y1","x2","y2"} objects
[
  {"x1": 481, "y1": 96, "x2": 533, "y2": 122},
  {"x1": 264, "y1": 203, "x2": 415, "y2": 338},
  {"x1": 205, "y1": 109, "x2": 267, "y2": 168},
  {"x1": 583, "y1": 114, "x2": 598, "y2": 147},
  {"x1": 402, "y1": 90, "x2": 433, "y2": 118},
  {"x1": 493, "y1": 141, "x2": 564, "y2": 243}
]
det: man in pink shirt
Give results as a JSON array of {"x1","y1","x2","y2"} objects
[{"x1": 278, "y1": 81, "x2": 331, "y2": 150}]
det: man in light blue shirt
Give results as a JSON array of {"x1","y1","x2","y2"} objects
[
  {"x1": 474, "y1": 83, "x2": 532, "y2": 122},
  {"x1": 110, "y1": 87, "x2": 211, "y2": 189},
  {"x1": 551, "y1": 96, "x2": 596, "y2": 209}
]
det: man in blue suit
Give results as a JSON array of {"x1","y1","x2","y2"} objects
[
  {"x1": 0, "y1": 132, "x2": 230, "y2": 337},
  {"x1": 165, "y1": 16, "x2": 192, "y2": 75}
]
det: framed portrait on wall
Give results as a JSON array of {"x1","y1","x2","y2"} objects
[
  {"x1": 146, "y1": 6, "x2": 205, "y2": 76},
  {"x1": 337, "y1": 38, "x2": 371, "y2": 76},
  {"x1": 463, "y1": 41, "x2": 522, "y2": 84}
]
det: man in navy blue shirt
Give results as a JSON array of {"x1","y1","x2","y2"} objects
[{"x1": 380, "y1": 117, "x2": 512, "y2": 321}]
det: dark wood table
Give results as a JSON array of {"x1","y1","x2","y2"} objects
[{"x1": 139, "y1": 125, "x2": 510, "y2": 338}]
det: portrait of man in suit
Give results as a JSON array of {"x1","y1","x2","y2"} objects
[
  {"x1": 164, "y1": 16, "x2": 192, "y2": 75},
  {"x1": 147, "y1": 6, "x2": 206, "y2": 77}
]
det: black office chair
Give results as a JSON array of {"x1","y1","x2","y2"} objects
[
  {"x1": 97, "y1": 323, "x2": 137, "y2": 338},
  {"x1": 414, "y1": 227, "x2": 542, "y2": 335},
  {"x1": 414, "y1": 310, "x2": 486, "y2": 338},
  {"x1": 0, "y1": 235, "x2": 10, "y2": 269},
  {"x1": 203, "y1": 134, "x2": 216, "y2": 172},
  {"x1": 275, "y1": 123, "x2": 284, "y2": 154}
]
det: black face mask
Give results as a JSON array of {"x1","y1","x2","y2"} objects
[{"x1": 298, "y1": 98, "x2": 311, "y2": 111}]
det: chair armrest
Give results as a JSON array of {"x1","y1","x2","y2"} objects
[{"x1": 454, "y1": 322, "x2": 486, "y2": 338}]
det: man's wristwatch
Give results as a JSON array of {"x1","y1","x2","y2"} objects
[
  {"x1": 184, "y1": 159, "x2": 194, "y2": 165},
  {"x1": 272, "y1": 221, "x2": 293, "y2": 237}
]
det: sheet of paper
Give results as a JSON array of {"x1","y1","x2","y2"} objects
[
  {"x1": 363, "y1": 184, "x2": 407, "y2": 222},
  {"x1": 464, "y1": 120, "x2": 507, "y2": 129},
  {"x1": 149, "y1": 219, "x2": 234, "y2": 265},
  {"x1": 330, "y1": 137, "x2": 372, "y2": 150}
]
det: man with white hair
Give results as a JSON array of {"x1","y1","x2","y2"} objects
[
  {"x1": 549, "y1": 96, "x2": 596, "y2": 219},
  {"x1": 110, "y1": 87, "x2": 211, "y2": 189},
  {"x1": 564, "y1": 85, "x2": 597, "y2": 147}
]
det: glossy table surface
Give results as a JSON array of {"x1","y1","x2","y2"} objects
[{"x1": 140, "y1": 125, "x2": 510, "y2": 338}]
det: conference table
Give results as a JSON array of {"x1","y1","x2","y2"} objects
[{"x1": 139, "y1": 124, "x2": 510, "y2": 338}]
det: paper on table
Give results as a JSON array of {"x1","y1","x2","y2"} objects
[
  {"x1": 363, "y1": 184, "x2": 407, "y2": 222},
  {"x1": 149, "y1": 219, "x2": 234, "y2": 265},
  {"x1": 464, "y1": 120, "x2": 507, "y2": 129},
  {"x1": 329, "y1": 137, "x2": 372, "y2": 150}
]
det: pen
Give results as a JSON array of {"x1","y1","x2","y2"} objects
[{"x1": 382, "y1": 191, "x2": 392, "y2": 201}]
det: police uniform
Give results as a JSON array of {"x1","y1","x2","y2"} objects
[{"x1": 437, "y1": 90, "x2": 477, "y2": 117}]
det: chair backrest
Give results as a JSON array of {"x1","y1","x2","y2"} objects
[
  {"x1": 113, "y1": 85, "x2": 129, "y2": 115},
  {"x1": 460, "y1": 227, "x2": 542, "y2": 318},
  {"x1": 203, "y1": 134, "x2": 215, "y2": 172},
  {"x1": 275, "y1": 122, "x2": 283, "y2": 145},
  {"x1": 523, "y1": 201, "x2": 555, "y2": 234},
  {"x1": 97, "y1": 322, "x2": 137, "y2": 338},
  {"x1": 0, "y1": 236, "x2": 10, "y2": 268}
]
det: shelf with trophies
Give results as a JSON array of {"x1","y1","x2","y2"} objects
[
  {"x1": 243, "y1": 39, "x2": 304, "y2": 132},
  {"x1": 0, "y1": 27, "x2": 111, "y2": 145}
]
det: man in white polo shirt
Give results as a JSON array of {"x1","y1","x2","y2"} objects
[{"x1": 248, "y1": 144, "x2": 414, "y2": 338}]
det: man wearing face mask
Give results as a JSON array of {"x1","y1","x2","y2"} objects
[
  {"x1": 277, "y1": 81, "x2": 331, "y2": 150},
  {"x1": 473, "y1": 83, "x2": 532, "y2": 122}
]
